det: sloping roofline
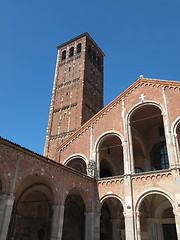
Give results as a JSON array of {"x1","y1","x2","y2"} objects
[
  {"x1": 0, "y1": 136, "x2": 94, "y2": 180},
  {"x1": 56, "y1": 77, "x2": 180, "y2": 151},
  {"x1": 57, "y1": 32, "x2": 105, "y2": 56}
]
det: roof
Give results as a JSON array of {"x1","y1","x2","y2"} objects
[
  {"x1": 0, "y1": 136, "x2": 94, "y2": 180},
  {"x1": 57, "y1": 32, "x2": 105, "y2": 56},
  {"x1": 56, "y1": 76, "x2": 180, "y2": 151}
]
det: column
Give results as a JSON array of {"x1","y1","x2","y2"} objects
[
  {"x1": 135, "y1": 211, "x2": 141, "y2": 240},
  {"x1": 50, "y1": 204, "x2": 64, "y2": 240},
  {"x1": 0, "y1": 194, "x2": 15, "y2": 240},
  {"x1": 85, "y1": 212, "x2": 101, "y2": 240},
  {"x1": 174, "y1": 211, "x2": 180, "y2": 240},
  {"x1": 124, "y1": 175, "x2": 136, "y2": 240}
]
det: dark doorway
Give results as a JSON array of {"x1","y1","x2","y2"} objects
[
  {"x1": 62, "y1": 193, "x2": 85, "y2": 240},
  {"x1": 163, "y1": 224, "x2": 177, "y2": 240}
]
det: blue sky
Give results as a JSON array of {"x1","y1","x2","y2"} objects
[{"x1": 1, "y1": 0, "x2": 180, "y2": 155}]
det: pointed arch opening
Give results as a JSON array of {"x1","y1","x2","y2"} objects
[{"x1": 129, "y1": 104, "x2": 169, "y2": 172}]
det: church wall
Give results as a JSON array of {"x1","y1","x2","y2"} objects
[
  {"x1": 0, "y1": 138, "x2": 95, "y2": 207},
  {"x1": 131, "y1": 171, "x2": 175, "y2": 206},
  {"x1": 164, "y1": 87, "x2": 180, "y2": 125},
  {"x1": 92, "y1": 100, "x2": 124, "y2": 142},
  {"x1": 58, "y1": 126, "x2": 91, "y2": 164},
  {"x1": 123, "y1": 84, "x2": 165, "y2": 113},
  {"x1": 97, "y1": 176, "x2": 125, "y2": 205}
]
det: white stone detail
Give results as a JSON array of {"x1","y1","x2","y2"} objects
[
  {"x1": 107, "y1": 191, "x2": 113, "y2": 194},
  {"x1": 139, "y1": 94, "x2": 146, "y2": 101}
]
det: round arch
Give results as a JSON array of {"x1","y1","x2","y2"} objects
[
  {"x1": 171, "y1": 116, "x2": 180, "y2": 135},
  {"x1": 8, "y1": 174, "x2": 55, "y2": 240},
  {"x1": 14, "y1": 168, "x2": 59, "y2": 204},
  {"x1": 126, "y1": 101, "x2": 166, "y2": 122},
  {"x1": 99, "y1": 194, "x2": 124, "y2": 212},
  {"x1": 94, "y1": 131, "x2": 125, "y2": 178},
  {"x1": 99, "y1": 194, "x2": 125, "y2": 240},
  {"x1": 63, "y1": 154, "x2": 89, "y2": 175},
  {"x1": 135, "y1": 188, "x2": 175, "y2": 213},
  {"x1": 135, "y1": 189, "x2": 177, "y2": 240},
  {"x1": 171, "y1": 116, "x2": 180, "y2": 166},
  {"x1": 126, "y1": 101, "x2": 169, "y2": 173},
  {"x1": 94, "y1": 131, "x2": 125, "y2": 152},
  {"x1": 64, "y1": 186, "x2": 91, "y2": 212},
  {"x1": 62, "y1": 186, "x2": 87, "y2": 240}
]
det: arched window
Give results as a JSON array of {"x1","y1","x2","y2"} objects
[
  {"x1": 66, "y1": 158, "x2": 87, "y2": 174},
  {"x1": 62, "y1": 50, "x2": 66, "y2": 60},
  {"x1": 77, "y1": 43, "x2": 81, "y2": 53},
  {"x1": 151, "y1": 141, "x2": 169, "y2": 170},
  {"x1": 69, "y1": 47, "x2": 74, "y2": 57}
]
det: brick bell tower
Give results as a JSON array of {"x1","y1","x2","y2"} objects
[{"x1": 44, "y1": 33, "x2": 105, "y2": 159}]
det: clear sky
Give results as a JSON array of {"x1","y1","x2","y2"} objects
[{"x1": 1, "y1": 0, "x2": 180, "y2": 155}]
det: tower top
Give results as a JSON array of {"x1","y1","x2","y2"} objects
[{"x1": 57, "y1": 32, "x2": 105, "y2": 56}]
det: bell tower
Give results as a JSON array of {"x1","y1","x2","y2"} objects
[{"x1": 44, "y1": 33, "x2": 105, "y2": 159}]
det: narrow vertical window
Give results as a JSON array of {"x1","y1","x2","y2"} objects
[
  {"x1": 77, "y1": 43, "x2": 81, "y2": 53},
  {"x1": 62, "y1": 50, "x2": 66, "y2": 60},
  {"x1": 69, "y1": 47, "x2": 74, "y2": 57}
]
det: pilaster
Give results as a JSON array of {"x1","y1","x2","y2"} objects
[
  {"x1": 124, "y1": 175, "x2": 135, "y2": 240},
  {"x1": 0, "y1": 194, "x2": 15, "y2": 240}
]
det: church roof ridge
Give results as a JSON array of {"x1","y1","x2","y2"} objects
[{"x1": 56, "y1": 77, "x2": 180, "y2": 151}]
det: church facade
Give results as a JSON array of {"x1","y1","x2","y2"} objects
[{"x1": 0, "y1": 33, "x2": 180, "y2": 240}]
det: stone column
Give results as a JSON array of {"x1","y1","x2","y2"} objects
[
  {"x1": 173, "y1": 133, "x2": 180, "y2": 168},
  {"x1": 162, "y1": 87, "x2": 176, "y2": 169},
  {"x1": 135, "y1": 211, "x2": 141, "y2": 240},
  {"x1": 50, "y1": 204, "x2": 64, "y2": 240},
  {"x1": 124, "y1": 175, "x2": 135, "y2": 240},
  {"x1": 0, "y1": 194, "x2": 15, "y2": 240},
  {"x1": 85, "y1": 212, "x2": 101, "y2": 240},
  {"x1": 174, "y1": 211, "x2": 180, "y2": 240}
]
